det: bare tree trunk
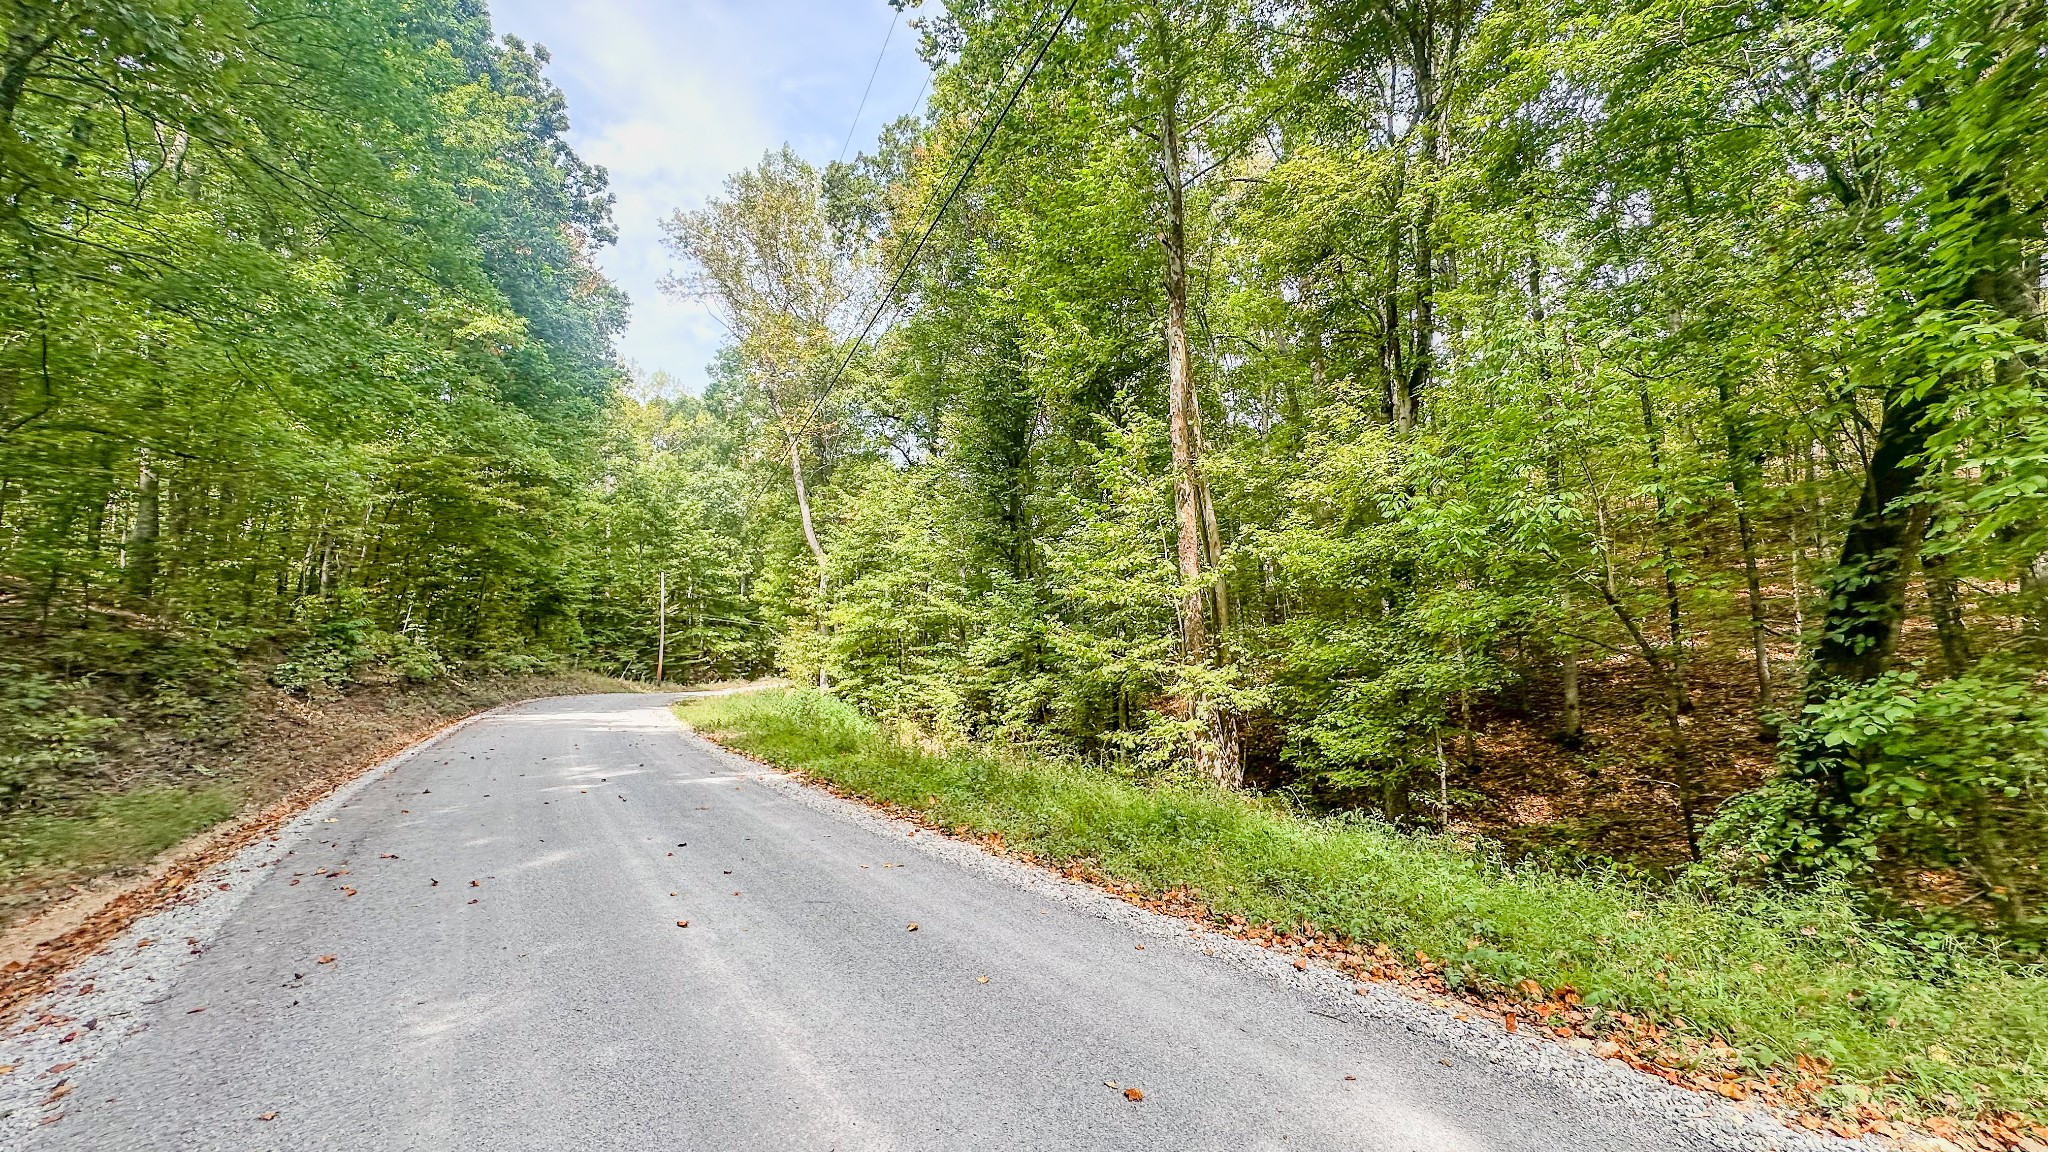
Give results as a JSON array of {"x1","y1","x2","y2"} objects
[
  {"x1": 1160, "y1": 97, "x2": 1238, "y2": 786},
  {"x1": 1922, "y1": 552, "x2": 1974, "y2": 674},
  {"x1": 1636, "y1": 380, "x2": 1690, "y2": 713},
  {"x1": 1559, "y1": 640, "x2": 1581, "y2": 744},
  {"x1": 127, "y1": 448, "x2": 159, "y2": 602},
  {"x1": 785, "y1": 431, "x2": 830, "y2": 691}
]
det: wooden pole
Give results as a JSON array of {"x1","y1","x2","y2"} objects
[{"x1": 656, "y1": 569, "x2": 667, "y2": 686}]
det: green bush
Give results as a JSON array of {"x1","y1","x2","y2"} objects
[
  {"x1": 1714, "y1": 663, "x2": 2048, "y2": 941},
  {"x1": 0, "y1": 664, "x2": 118, "y2": 813},
  {"x1": 271, "y1": 592, "x2": 380, "y2": 692}
]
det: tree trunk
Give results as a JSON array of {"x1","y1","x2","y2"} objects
[
  {"x1": 786, "y1": 432, "x2": 831, "y2": 691},
  {"x1": 1922, "y1": 551, "x2": 1974, "y2": 675},
  {"x1": 1559, "y1": 640, "x2": 1581, "y2": 745},
  {"x1": 1160, "y1": 97, "x2": 1238, "y2": 786},
  {"x1": 127, "y1": 449, "x2": 159, "y2": 602},
  {"x1": 1807, "y1": 389, "x2": 1942, "y2": 690},
  {"x1": 1715, "y1": 377, "x2": 1774, "y2": 723},
  {"x1": 1636, "y1": 380, "x2": 1690, "y2": 713}
]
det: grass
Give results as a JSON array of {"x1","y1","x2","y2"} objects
[
  {"x1": 679, "y1": 687, "x2": 2048, "y2": 1122},
  {"x1": 0, "y1": 786, "x2": 239, "y2": 882}
]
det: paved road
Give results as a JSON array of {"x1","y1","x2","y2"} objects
[{"x1": 3, "y1": 694, "x2": 1820, "y2": 1151}]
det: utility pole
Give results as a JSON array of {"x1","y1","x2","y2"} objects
[{"x1": 656, "y1": 569, "x2": 667, "y2": 686}]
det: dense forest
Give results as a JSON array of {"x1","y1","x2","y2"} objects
[
  {"x1": 2, "y1": 0, "x2": 2044, "y2": 949},
  {"x1": 0, "y1": 0, "x2": 771, "y2": 814},
  {"x1": 656, "y1": 0, "x2": 2048, "y2": 942}
]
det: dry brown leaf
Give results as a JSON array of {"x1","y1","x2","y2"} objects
[
  {"x1": 316, "y1": 954, "x2": 336, "y2": 964},
  {"x1": 675, "y1": 921, "x2": 690, "y2": 928},
  {"x1": 1123, "y1": 1087, "x2": 1144, "y2": 1102},
  {"x1": 258, "y1": 1112, "x2": 278, "y2": 1121},
  {"x1": 906, "y1": 922, "x2": 919, "y2": 932}
]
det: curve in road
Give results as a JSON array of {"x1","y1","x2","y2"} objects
[{"x1": 1, "y1": 693, "x2": 1841, "y2": 1151}]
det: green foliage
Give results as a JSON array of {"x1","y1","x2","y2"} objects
[
  {"x1": 1716, "y1": 665, "x2": 2048, "y2": 941},
  {"x1": 0, "y1": 665, "x2": 117, "y2": 813},
  {"x1": 684, "y1": 689, "x2": 2048, "y2": 1118}
]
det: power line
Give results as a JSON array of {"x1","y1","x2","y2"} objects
[
  {"x1": 835, "y1": 7, "x2": 900, "y2": 168},
  {"x1": 805, "y1": 0, "x2": 1080, "y2": 430}
]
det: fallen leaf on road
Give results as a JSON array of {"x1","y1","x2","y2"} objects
[
  {"x1": 1292, "y1": 957, "x2": 1307, "y2": 970},
  {"x1": 258, "y1": 1112, "x2": 278, "y2": 1121},
  {"x1": 47, "y1": 1062, "x2": 75, "y2": 1074},
  {"x1": 341, "y1": 888, "x2": 356, "y2": 898},
  {"x1": 1123, "y1": 1088, "x2": 1144, "y2": 1102},
  {"x1": 317, "y1": 955, "x2": 336, "y2": 964},
  {"x1": 906, "y1": 922, "x2": 919, "y2": 932},
  {"x1": 676, "y1": 921, "x2": 690, "y2": 928},
  {"x1": 1504, "y1": 1012, "x2": 1517, "y2": 1033},
  {"x1": 468, "y1": 899, "x2": 479, "y2": 905},
  {"x1": 1344, "y1": 1075, "x2": 1356, "y2": 1081},
  {"x1": 1103, "y1": 1080, "x2": 1118, "y2": 1089},
  {"x1": 187, "y1": 1007, "x2": 205, "y2": 1014},
  {"x1": 0, "y1": 1065, "x2": 14, "y2": 1075},
  {"x1": 380, "y1": 854, "x2": 398, "y2": 860},
  {"x1": 469, "y1": 880, "x2": 479, "y2": 887},
  {"x1": 977, "y1": 976, "x2": 989, "y2": 984},
  {"x1": 44, "y1": 1082, "x2": 71, "y2": 1105}
]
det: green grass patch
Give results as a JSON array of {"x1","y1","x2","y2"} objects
[
  {"x1": 680, "y1": 687, "x2": 2048, "y2": 1119},
  {"x1": 0, "y1": 786, "x2": 240, "y2": 882}
]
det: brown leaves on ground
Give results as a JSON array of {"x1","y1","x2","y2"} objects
[
  {"x1": 316, "y1": 954, "x2": 336, "y2": 964},
  {"x1": 1123, "y1": 1087, "x2": 1144, "y2": 1102},
  {"x1": 905, "y1": 922, "x2": 919, "y2": 932},
  {"x1": 675, "y1": 920, "x2": 689, "y2": 928},
  {"x1": 258, "y1": 1112, "x2": 278, "y2": 1121}
]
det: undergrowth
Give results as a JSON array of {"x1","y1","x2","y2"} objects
[
  {"x1": 0, "y1": 787, "x2": 238, "y2": 882},
  {"x1": 679, "y1": 687, "x2": 2048, "y2": 1120}
]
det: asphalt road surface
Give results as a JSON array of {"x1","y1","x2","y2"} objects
[{"x1": 2, "y1": 693, "x2": 1829, "y2": 1151}]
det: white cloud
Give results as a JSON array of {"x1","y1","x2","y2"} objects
[{"x1": 488, "y1": 0, "x2": 932, "y2": 391}]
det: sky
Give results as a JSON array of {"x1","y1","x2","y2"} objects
[{"x1": 487, "y1": 0, "x2": 934, "y2": 392}]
